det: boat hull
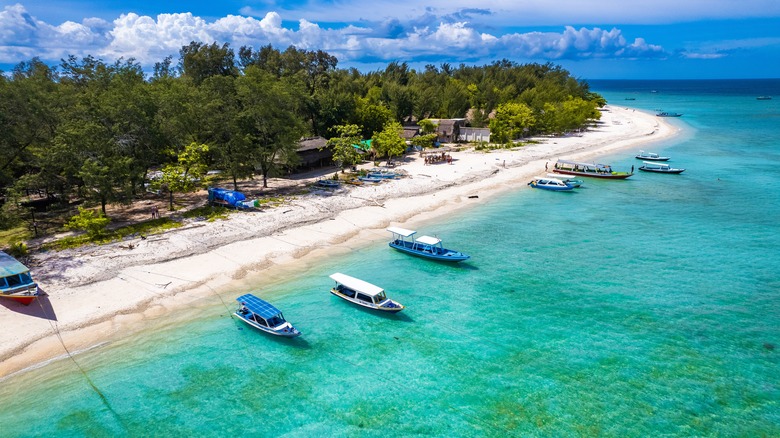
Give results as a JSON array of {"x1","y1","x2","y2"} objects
[
  {"x1": 0, "y1": 294, "x2": 37, "y2": 305},
  {"x1": 234, "y1": 312, "x2": 301, "y2": 337},
  {"x1": 635, "y1": 156, "x2": 670, "y2": 161},
  {"x1": 638, "y1": 167, "x2": 685, "y2": 174},
  {"x1": 330, "y1": 289, "x2": 404, "y2": 313},
  {"x1": 528, "y1": 182, "x2": 574, "y2": 191},
  {"x1": 552, "y1": 169, "x2": 633, "y2": 179},
  {"x1": 389, "y1": 242, "x2": 470, "y2": 262}
]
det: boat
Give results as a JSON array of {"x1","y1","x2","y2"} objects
[
  {"x1": 545, "y1": 173, "x2": 583, "y2": 188},
  {"x1": 635, "y1": 150, "x2": 670, "y2": 161},
  {"x1": 329, "y1": 273, "x2": 404, "y2": 313},
  {"x1": 552, "y1": 160, "x2": 633, "y2": 179},
  {"x1": 235, "y1": 294, "x2": 301, "y2": 337},
  {"x1": 357, "y1": 176, "x2": 382, "y2": 183},
  {"x1": 528, "y1": 176, "x2": 575, "y2": 191},
  {"x1": 366, "y1": 169, "x2": 397, "y2": 179},
  {"x1": 624, "y1": 97, "x2": 636, "y2": 100},
  {"x1": 638, "y1": 161, "x2": 685, "y2": 174},
  {"x1": 386, "y1": 227, "x2": 470, "y2": 262},
  {"x1": 756, "y1": 96, "x2": 772, "y2": 100},
  {"x1": 656, "y1": 111, "x2": 682, "y2": 117},
  {"x1": 316, "y1": 179, "x2": 341, "y2": 188},
  {"x1": 0, "y1": 251, "x2": 39, "y2": 306}
]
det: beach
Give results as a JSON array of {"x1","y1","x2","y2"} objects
[{"x1": 0, "y1": 105, "x2": 678, "y2": 378}]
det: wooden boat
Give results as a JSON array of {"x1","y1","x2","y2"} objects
[
  {"x1": 528, "y1": 176, "x2": 575, "y2": 191},
  {"x1": 0, "y1": 251, "x2": 39, "y2": 306},
  {"x1": 316, "y1": 179, "x2": 341, "y2": 188},
  {"x1": 656, "y1": 111, "x2": 682, "y2": 117},
  {"x1": 635, "y1": 150, "x2": 670, "y2": 161},
  {"x1": 387, "y1": 227, "x2": 470, "y2": 262},
  {"x1": 235, "y1": 294, "x2": 301, "y2": 337},
  {"x1": 638, "y1": 161, "x2": 685, "y2": 174},
  {"x1": 552, "y1": 160, "x2": 633, "y2": 179},
  {"x1": 329, "y1": 273, "x2": 404, "y2": 313},
  {"x1": 546, "y1": 173, "x2": 583, "y2": 188}
]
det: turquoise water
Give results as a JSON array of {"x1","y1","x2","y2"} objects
[{"x1": 2, "y1": 80, "x2": 779, "y2": 436}]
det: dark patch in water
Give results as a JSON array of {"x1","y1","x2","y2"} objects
[{"x1": 763, "y1": 343, "x2": 775, "y2": 351}]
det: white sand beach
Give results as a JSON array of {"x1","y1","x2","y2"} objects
[{"x1": 0, "y1": 106, "x2": 680, "y2": 378}]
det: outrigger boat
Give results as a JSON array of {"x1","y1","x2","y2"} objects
[
  {"x1": 528, "y1": 176, "x2": 575, "y2": 191},
  {"x1": 386, "y1": 227, "x2": 470, "y2": 262},
  {"x1": 235, "y1": 294, "x2": 301, "y2": 337},
  {"x1": 546, "y1": 173, "x2": 583, "y2": 188},
  {"x1": 638, "y1": 161, "x2": 685, "y2": 174},
  {"x1": 329, "y1": 273, "x2": 404, "y2": 313},
  {"x1": 656, "y1": 111, "x2": 683, "y2": 117},
  {"x1": 552, "y1": 160, "x2": 633, "y2": 179},
  {"x1": 635, "y1": 150, "x2": 670, "y2": 161},
  {"x1": 0, "y1": 251, "x2": 39, "y2": 306}
]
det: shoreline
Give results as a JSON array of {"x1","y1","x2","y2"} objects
[{"x1": 0, "y1": 106, "x2": 681, "y2": 379}]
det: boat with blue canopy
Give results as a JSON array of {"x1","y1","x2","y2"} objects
[
  {"x1": 545, "y1": 173, "x2": 583, "y2": 188},
  {"x1": 235, "y1": 294, "x2": 301, "y2": 337},
  {"x1": 0, "y1": 251, "x2": 39, "y2": 306},
  {"x1": 329, "y1": 273, "x2": 404, "y2": 313},
  {"x1": 387, "y1": 227, "x2": 470, "y2": 262},
  {"x1": 528, "y1": 176, "x2": 575, "y2": 191}
]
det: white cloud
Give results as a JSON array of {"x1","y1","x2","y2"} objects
[{"x1": 0, "y1": 4, "x2": 668, "y2": 70}]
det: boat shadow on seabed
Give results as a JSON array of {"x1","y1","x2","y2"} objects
[{"x1": 0, "y1": 287, "x2": 58, "y2": 321}]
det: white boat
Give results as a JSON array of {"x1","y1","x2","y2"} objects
[
  {"x1": 235, "y1": 294, "x2": 301, "y2": 337},
  {"x1": 528, "y1": 176, "x2": 575, "y2": 191},
  {"x1": 638, "y1": 161, "x2": 685, "y2": 174},
  {"x1": 329, "y1": 273, "x2": 404, "y2": 313},
  {"x1": 546, "y1": 173, "x2": 583, "y2": 188},
  {"x1": 635, "y1": 150, "x2": 670, "y2": 161},
  {"x1": 386, "y1": 227, "x2": 470, "y2": 262}
]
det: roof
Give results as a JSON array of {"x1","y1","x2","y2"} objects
[
  {"x1": 643, "y1": 161, "x2": 669, "y2": 166},
  {"x1": 297, "y1": 136, "x2": 328, "y2": 152},
  {"x1": 557, "y1": 159, "x2": 609, "y2": 168},
  {"x1": 236, "y1": 294, "x2": 282, "y2": 319},
  {"x1": 387, "y1": 227, "x2": 416, "y2": 237},
  {"x1": 329, "y1": 273, "x2": 384, "y2": 297},
  {"x1": 416, "y1": 236, "x2": 441, "y2": 245},
  {"x1": 0, "y1": 251, "x2": 30, "y2": 278}
]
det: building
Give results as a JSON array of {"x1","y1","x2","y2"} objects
[
  {"x1": 295, "y1": 136, "x2": 332, "y2": 171},
  {"x1": 458, "y1": 127, "x2": 491, "y2": 143}
]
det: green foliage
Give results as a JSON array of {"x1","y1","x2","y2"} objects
[
  {"x1": 52, "y1": 218, "x2": 183, "y2": 250},
  {"x1": 489, "y1": 102, "x2": 536, "y2": 143},
  {"x1": 371, "y1": 121, "x2": 406, "y2": 160},
  {"x1": 158, "y1": 142, "x2": 209, "y2": 209},
  {"x1": 410, "y1": 133, "x2": 438, "y2": 149},
  {"x1": 182, "y1": 205, "x2": 231, "y2": 222},
  {"x1": 327, "y1": 124, "x2": 363, "y2": 170},
  {"x1": 66, "y1": 207, "x2": 110, "y2": 239},
  {"x1": 6, "y1": 241, "x2": 28, "y2": 258},
  {"x1": 418, "y1": 119, "x2": 436, "y2": 134}
]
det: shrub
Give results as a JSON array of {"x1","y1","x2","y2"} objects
[{"x1": 66, "y1": 207, "x2": 110, "y2": 239}]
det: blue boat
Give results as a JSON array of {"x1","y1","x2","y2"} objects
[
  {"x1": 235, "y1": 294, "x2": 301, "y2": 337},
  {"x1": 386, "y1": 227, "x2": 470, "y2": 262},
  {"x1": 358, "y1": 176, "x2": 382, "y2": 183},
  {"x1": 316, "y1": 179, "x2": 341, "y2": 188},
  {"x1": 0, "y1": 251, "x2": 39, "y2": 306},
  {"x1": 329, "y1": 273, "x2": 405, "y2": 313},
  {"x1": 528, "y1": 176, "x2": 575, "y2": 191}
]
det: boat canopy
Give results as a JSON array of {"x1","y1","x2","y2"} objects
[
  {"x1": 329, "y1": 273, "x2": 384, "y2": 297},
  {"x1": 0, "y1": 251, "x2": 30, "y2": 278},
  {"x1": 416, "y1": 236, "x2": 441, "y2": 245},
  {"x1": 387, "y1": 227, "x2": 416, "y2": 237},
  {"x1": 236, "y1": 294, "x2": 282, "y2": 319},
  {"x1": 556, "y1": 159, "x2": 609, "y2": 169},
  {"x1": 643, "y1": 161, "x2": 670, "y2": 167}
]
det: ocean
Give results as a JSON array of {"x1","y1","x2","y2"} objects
[{"x1": 1, "y1": 80, "x2": 779, "y2": 437}]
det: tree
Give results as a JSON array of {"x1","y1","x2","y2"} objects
[
  {"x1": 489, "y1": 102, "x2": 536, "y2": 143},
  {"x1": 66, "y1": 206, "x2": 110, "y2": 239},
  {"x1": 235, "y1": 67, "x2": 306, "y2": 188},
  {"x1": 326, "y1": 124, "x2": 363, "y2": 171},
  {"x1": 179, "y1": 41, "x2": 238, "y2": 85},
  {"x1": 158, "y1": 142, "x2": 209, "y2": 210},
  {"x1": 372, "y1": 121, "x2": 406, "y2": 163}
]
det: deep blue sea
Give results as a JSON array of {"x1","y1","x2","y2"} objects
[{"x1": 1, "y1": 80, "x2": 779, "y2": 437}]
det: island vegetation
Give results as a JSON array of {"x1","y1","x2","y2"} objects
[{"x1": 0, "y1": 42, "x2": 604, "y2": 248}]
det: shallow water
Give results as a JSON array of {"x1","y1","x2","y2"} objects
[{"x1": 1, "y1": 80, "x2": 779, "y2": 436}]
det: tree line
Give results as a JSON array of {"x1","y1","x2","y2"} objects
[{"x1": 0, "y1": 42, "x2": 604, "y2": 230}]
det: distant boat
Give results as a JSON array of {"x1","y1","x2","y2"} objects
[
  {"x1": 624, "y1": 97, "x2": 636, "y2": 100},
  {"x1": 756, "y1": 96, "x2": 772, "y2": 100},
  {"x1": 366, "y1": 168, "x2": 397, "y2": 179},
  {"x1": 0, "y1": 251, "x2": 39, "y2": 306},
  {"x1": 636, "y1": 150, "x2": 671, "y2": 161},
  {"x1": 386, "y1": 227, "x2": 470, "y2": 262},
  {"x1": 235, "y1": 294, "x2": 301, "y2": 337},
  {"x1": 638, "y1": 161, "x2": 685, "y2": 174},
  {"x1": 528, "y1": 176, "x2": 575, "y2": 191},
  {"x1": 357, "y1": 176, "x2": 382, "y2": 183},
  {"x1": 316, "y1": 179, "x2": 341, "y2": 188},
  {"x1": 656, "y1": 111, "x2": 683, "y2": 117},
  {"x1": 329, "y1": 273, "x2": 404, "y2": 313},
  {"x1": 553, "y1": 160, "x2": 633, "y2": 179}
]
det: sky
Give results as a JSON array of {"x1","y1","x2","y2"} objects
[{"x1": 1, "y1": 0, "x2": 779, "y2": 79}]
